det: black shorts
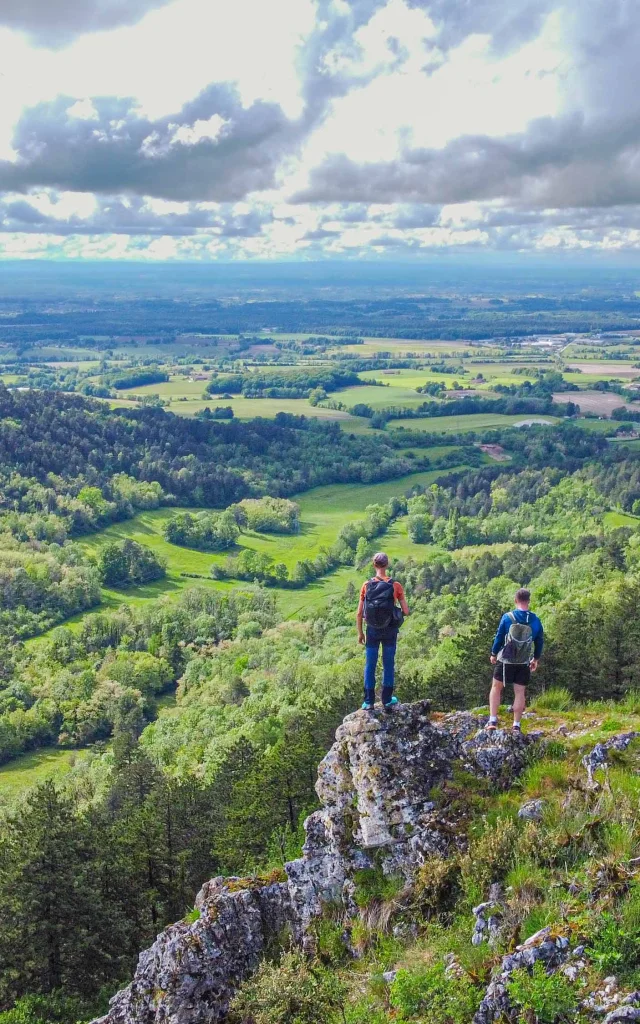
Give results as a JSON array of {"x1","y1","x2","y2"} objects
[{"x1": 493, "y1": 662, "x2": 531, "y2": 686}]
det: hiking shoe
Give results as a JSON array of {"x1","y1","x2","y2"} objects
[
  {"x1": 384, "y1": 696, "x2": 399, "y2": 709},
  {"x1": 485, "y1": 721, "x2": 498, "y2": 732},
  {"x1": 512, "y1": 723, "x2": 522, "y2": 733},
  {"x1": 361, "y1": 701, "x2": 375, "y2": 711}
]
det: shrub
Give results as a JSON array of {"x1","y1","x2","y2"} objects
[
  {"x1": 228, "y1": 951, "x2": 346, "y2": 1024},
  {"x1": 164, "y1": 510, "x2": 239, "y2": 551},
  {"x1": 97, "y1": 539, "x2": 166, "y2": 587},
  {"x1": 506, "y1": 961, "x2": 578, "y2": 1023},
  {"x1": 460, "y1": 816, "x2": 519, "y2": 907},
  {"x1": 390, "y1": 961, "x2": 481, "y2": 1022},
  {"x1": 231, "y1": 497, "x2": 300, "y2": 534},
  {"x1": 589, "y1": 906, "x2": 640, "y2": 979}
]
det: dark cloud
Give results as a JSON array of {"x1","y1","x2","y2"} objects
[
  {"x1": 0, "y1": 87, "x2": 301, "y2": 201},
  {"x1": 0, "y1": 194, "x2": 271, "y2": 236},
  {"x1": 0, "y1": 0, "x2": 391, "y2": 204},
  {"x1": 292, "y1": 110, "x2": 640, "y2": 209},
  {"x1": 295, "y1": 0, "x2": 640, "y2": 214},
  {"x1": 0, "y1": 0, "x2": 172, "y2": 46}
]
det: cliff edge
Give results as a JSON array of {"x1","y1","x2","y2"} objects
[{"x1": 95, "y1": 701, "x2": 542, "y2": 1024}]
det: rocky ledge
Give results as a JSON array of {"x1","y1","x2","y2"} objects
[{"x1": 93, "y1": 702, "x2": 545, "y2": 1024}]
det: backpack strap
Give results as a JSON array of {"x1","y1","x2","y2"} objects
[{"x1": 508, "y1": 611, "x2": 516, "y2": 624}]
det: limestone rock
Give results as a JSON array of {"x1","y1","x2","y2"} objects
[
  {"x1": 462, "y1": 727, "x2": 539, "y2": 786},
  {"x1": 96, "y1": 880, "x2": 297, "y2": 1024},
  {"x1": 518, "y1": 798, "x2": 545, "y2": 821},
  {"x1": 583, "y1": 732, "x2": 640, "y2": 783},
  {"x1": 94, "y1": 700, "x2": 543, "y2": 1024},
  {"x1": 603, "y1": 1008, "x2": 640, "y2": 1023},
  {"x1": 473, "y1": 932, "x2": 572, "y2": 1024}
]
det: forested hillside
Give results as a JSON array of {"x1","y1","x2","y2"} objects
[{"x1": 2, "y1": 390, "x2": 640, "y2": 1024}]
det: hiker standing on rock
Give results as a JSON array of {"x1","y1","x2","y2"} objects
[
  {"x1": 357, "y1": 552, "x2": 410, "y2": 711},
  {"x1": 487, "y1": 588, "x2": 544, "y2": 733}
]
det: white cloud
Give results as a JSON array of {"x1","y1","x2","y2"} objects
[{"x1": 0, "y1": 0, "x2": 638, "y2": 258}]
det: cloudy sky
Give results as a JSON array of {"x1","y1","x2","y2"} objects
[{"x1": 0, "y1": 0, "x2": 637, "y2": 260}]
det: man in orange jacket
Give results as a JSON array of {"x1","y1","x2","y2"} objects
[{"x1": 356, "y1": 552, "x2": 410, "y2": 710}]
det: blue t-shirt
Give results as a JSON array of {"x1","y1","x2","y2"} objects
[{"x1": 492, "y1": 609, "x2": 544, "y2": 659}]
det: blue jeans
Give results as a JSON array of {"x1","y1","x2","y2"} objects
[{"x1": 364, "y1": 632, "x2": 397, "y2": 705}]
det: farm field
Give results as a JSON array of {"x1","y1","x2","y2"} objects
[
  {"x1": 88, "y1": 355, "x2": 640, "y2": 433},
  {"x1": 358, "y1": 370, "x2": 464, "y2": 388},
  {"x1": 330, "y1": 383, "x2": 435, "y2": 409},
  {"x1": 565, "y1": 362, "x2": 640, "y2": 377},
  {"x1": 109, "y1": 392, "x2": 360, "y2": 424},
  {"x1": 388, "y1": 412, "x2": 558, "y2": 432},
  {"x1": 572, "y1": 417, "x2": 619, "y2": 434},
  {"x1": 553, "y1": 391, "x2": 637, "y2": 415},
  {"x1": 326, "y1": 338, "x2": 474, "y2": 356}
]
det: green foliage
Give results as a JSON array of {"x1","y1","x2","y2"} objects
[
  {"x1": 533, "y1": 688, "x2": 573, "y2": 711},
  {"x1": 228, "y1": 951, "x2": 347, "y2": 1024},
  {"x1": 389, "y1": 962, "x2": 481, "y2": 1022},
  {"x1": 97, "y1": 538, "x2": 166, "y2": 587},
  {"x1": 460, "y1": 816, "x2": 519, "y2": 907},
  {"x1": 506, "y1": 961, "x2": 578, "y2": 1023},
  {"x1": 313, "y1": 919, "x2": 349, "y2": 965},
  {"x1": 589, "y1": 903, "x2": 640, "y2": 980},
  {"x1": 0, "y1": 991, "x2": 105, "y2": 1024},
  {"x1": 164, "y1": 510, "x2": 239, "y2": 551},
  {"x1": 230, "y1": 498, "x2": 300, "y2": 534},
  {"x1": 352, "y1": 868, "x2": 405, "y2": 909}
]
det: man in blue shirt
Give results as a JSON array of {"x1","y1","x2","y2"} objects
[{"x1": 487, "y1": 588, "x2": 544, "y2": 733}]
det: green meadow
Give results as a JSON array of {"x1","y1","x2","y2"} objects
[
  {"x1": 0, "y1": 747, "x2": 84, "y2": 805},
  {"x1": 388, "y1": 412, "x2": 558, "y2": 432},
  {"x1": 69, "y1": 466, "x2": 467, "y2": 628}
]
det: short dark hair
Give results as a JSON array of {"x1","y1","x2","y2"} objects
[
  {"x1": 515, "y1": 588, "x2": 531, "y2": 604},
  {"x1": 373, "y1": 551, "x2": 389, "y2": 567}
]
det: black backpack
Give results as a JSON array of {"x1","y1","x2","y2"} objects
[{"x1": 364, "y1": 578, "x2": 396, "y2": 630}]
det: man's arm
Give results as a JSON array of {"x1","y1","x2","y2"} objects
[
  {"x1": 356, "y1": 596, "x2": 365, "y2": 644},
  {"x1": 490, "y1": 615, "x2": 508, "y2": 661},
  {"x1": 396, "y1": 583, "x2": 410, "y2": 617},
  {"x1": 531, "y1": 618, "x2": 544, "y2": 670}
]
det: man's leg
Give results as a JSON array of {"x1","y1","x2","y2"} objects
[
  {"x1": 513, "y1": 683, "x2": 527, "y2": 727},
  {"x1": 381, "y1": 640, "x2": 397, "y2": 705},
  {"x1": 364, "y1": 640, "x2": 379, "y2": 705},
  {"x1": 488, "y1": 669, "x2": 503, "y2": 725}
]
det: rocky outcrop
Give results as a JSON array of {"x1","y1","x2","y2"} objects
[
  {"x1": 582, "y1": 731, "x2": 640, "y2": 783},
  {"x1": 98, "y1": 879, "x2": 298, "y2": 1024},
  {"x1": 473, "y1": 927, "x2": 572, "y2": 1024},
  {"x1": 94, "y1": 702, "x2": 539, "y2": 1024}
]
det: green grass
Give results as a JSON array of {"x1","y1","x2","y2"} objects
[
  {"x1": 0, "y1": 747, "x2": 83, "y2": 804},
  {"x1": 610, "y1": 437, "x2": 640, "y2": 449},
  {"x1": 57, "y1": 466, "x2": 466, "y2": 631},
  {"x1": 329, "y1": 338, "x2": 471, "y2": 356},
  {"x1": 573, "y1": 418, "x2": 618, "y2": 434},
  {"x1": 388, "y1": 413, "x2": 558, "y2": 433},
  {"x1": 335, "y1": 384, "x2": 432, "y2": 410},
  {"x1": 357, "y1": 370, "x2": 471, "y2": 389},
  {"x1": 604, "y1": 511, "x2": 640, "y2": 529}
]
